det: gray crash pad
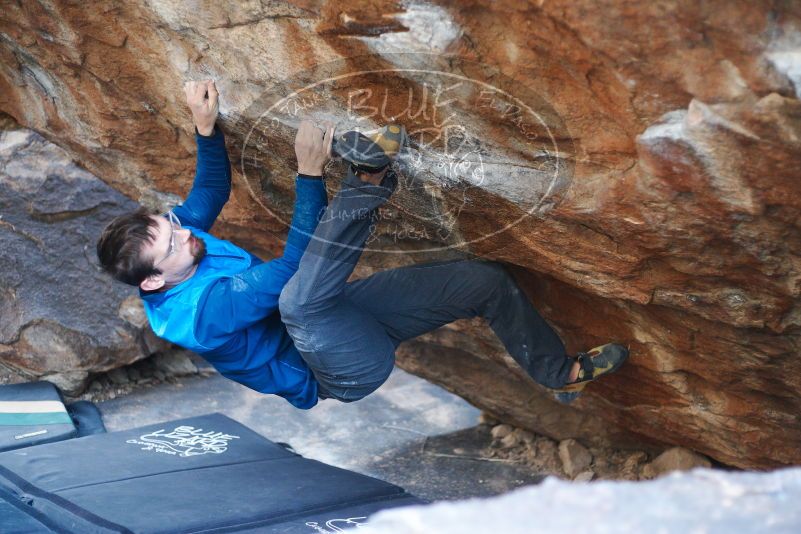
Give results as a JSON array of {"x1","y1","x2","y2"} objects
[{"x1": 0, "y1": 413, "x2": 423, "y2": 533}]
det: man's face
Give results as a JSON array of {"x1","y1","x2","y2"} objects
[{"x1": 140, "y1": 214, "x2": 206, "y2": 290}]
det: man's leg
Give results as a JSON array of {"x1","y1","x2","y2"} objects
[
  {"x1": 343, "y1": 258, "x2": 574, "y2": 389},
  {"x1": 279, "y1": 168, "x2": 400, "y2": 401}
]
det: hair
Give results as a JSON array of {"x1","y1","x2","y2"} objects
[{"x1": 96, "y1": 208, "x2": 162, "y2": 286}]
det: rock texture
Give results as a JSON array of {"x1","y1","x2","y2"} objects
[
  {"x1": 1, "y1": 1, "x2": 801, "y2": 468},
  {"x1": 641, "y1": 446, "x2": 713, "y2": 479},
  {"x1": 558, "y1": 439, "x2": 593, "y2": 478},
  {"x1": 0, "y1": 125, "x2": 169, "y2": 394},
  {"x1": 484, "y1": 420, "x2": 655, "y2": 482},
  {"x1": 360, "y1": 468, "x2": 801, "y2": 534}
]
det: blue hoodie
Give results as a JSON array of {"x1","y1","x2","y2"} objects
[{"x1": 140, "y1": 127, "x2": 328, "y2": 408}]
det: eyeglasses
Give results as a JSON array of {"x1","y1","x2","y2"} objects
[{"x1": 154, "y1": 210, "x2": 181, "y2": 267}]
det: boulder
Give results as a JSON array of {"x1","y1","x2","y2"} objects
[
  {"x1": 532, "y1": 438, "x2": 563, "y2": 473},
  {"x1": 152, "y1": 350, "x2": 198, "y2": 377},
  {"x1": 514, "y1": 429, "x2": 535, "y2": 445},
  {"x1": 490, "y1": 424, "x2": 513, "y2": 440},
  {"x1": 621, "y1": 451, "x2": 649, "y2": 481},
  {"x1": 499, "y1": 432, "x2": 520, "y2": 449},
  {"x1": 107, "y1": 368, "x2": 131, "y2": 386},
  {"x1": 573, "y1": 471, "x2": 595, "y2": 483},
  {"x1": 641, "y1": 447, "x2": 713, "y2": 479},
  {"x1": 558, "y1": 439, "x2": 593, "y2": 478},
  {"x1": 1, "y1": 1, "x2": 800, "y2": 467},
  {"x1": 0, "y1": 126, "x2": 169, "y2": 394}
]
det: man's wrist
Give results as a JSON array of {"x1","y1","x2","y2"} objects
[
  {"x1": 196, "y1": 124, "x2": 215, "y2": 137},
  {"x1": 297, "y1": 172, "x2": 323, "y2": 180},
  {"x1": 297, "y1": 167, "x2": 323, "y2": 176}
]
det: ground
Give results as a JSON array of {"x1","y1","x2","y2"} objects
[{"x1": 73, "y1": 350, "x2": 668, "y2": 501}]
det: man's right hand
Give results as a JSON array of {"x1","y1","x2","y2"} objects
[
  {"x1": 295, "y1": 120, "x2": 334, "y2": 176},
  {"x1": 184, "y1": 80, "x2": 219, "y2": 136}
]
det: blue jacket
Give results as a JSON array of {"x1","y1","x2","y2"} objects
[{"x1": 140, "y1": 127, "x2": 328, "y2": 409}]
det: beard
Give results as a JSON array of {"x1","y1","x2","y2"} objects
[{"x1": 190, "y1": 233, "x2": 207, "y2": 265}]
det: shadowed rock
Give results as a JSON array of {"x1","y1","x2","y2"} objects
[{"x1": 0, "y1": 127, "x2": 169, "y2": 393}]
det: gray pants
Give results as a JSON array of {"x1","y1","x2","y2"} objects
[{"x1": 278, "y1": 169, "x2": 572, "y2": 402}]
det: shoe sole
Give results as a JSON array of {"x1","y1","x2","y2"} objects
[{"x1": 370, "y1": 125, "x2": 406, "y2": 158}]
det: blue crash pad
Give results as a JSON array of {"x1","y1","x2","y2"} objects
[{"x1": 0, "y1": 413, "x2": 423, "y2": 533}]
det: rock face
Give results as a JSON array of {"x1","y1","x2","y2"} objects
[
  {"x1": 0, "y1": 126, "x2": 169, "y2": 394},
  {"x1": 1, "y1": 1, "x2": 800, "y2": 468},
  {"x1": 360, "y1": 468, "x2": 801, "y2": 534}
]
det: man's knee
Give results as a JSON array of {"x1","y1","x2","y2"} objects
[
  {"x1": 316, "y1": 355, "x2": 394, "y2": 403},
  {"x1": 321, "y1": 378, "x2": 385, "y2": 403}
]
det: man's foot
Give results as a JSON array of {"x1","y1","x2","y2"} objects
[
  {"x1": 553, "y1": 343, "x2": 629, "y2": 404},
  {"x1": 332, "y1": 125, "x2": 406, "y2": 174},
  {"x1": 369, "y1": 124, "x2": 406, "y2": 159}
]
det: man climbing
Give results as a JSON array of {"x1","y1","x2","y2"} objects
[{"x1": 97, "y1": 80, "x2": 628, "y2": 408}]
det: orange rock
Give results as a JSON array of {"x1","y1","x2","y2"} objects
[{"x1": 1, "y1": 0, "x2": 800, "y2": 469}]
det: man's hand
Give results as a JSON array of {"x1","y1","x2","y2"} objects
[
  {"x1": 184, "y1": 80, "x2": 219, "y2": 136},
  {"x1": 295, "y1": 120, "x2": 334, "y2": 176}
]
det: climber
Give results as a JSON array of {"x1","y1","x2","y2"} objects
[{"x1": 96, "y1": 79, "x2": 629, "y2": 409}]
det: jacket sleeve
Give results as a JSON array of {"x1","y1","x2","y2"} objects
[
  {"x1": 172, "y1": 126, "x2": 232, "y2": 231},
  {"x1": 193, "y1": 176, "x2": 328, "y2": 346}
]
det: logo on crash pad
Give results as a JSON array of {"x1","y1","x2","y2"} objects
[
  {"x1": 305, "y1": 517, "x2": 368, "y2": 533},
  {"x1": 126, "y1": 425, "x2": 240, "y2": 457}
]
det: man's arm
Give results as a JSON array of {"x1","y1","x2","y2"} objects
[
  {"x1": 193, "y1": 120, "x2": 334, "y2": 346},
  {"x1": 172, "y1": 80, "x2": 230, "y2": 231},
  {"x1": 277, "y1": 120, "x2": 336, "y2": 266}
]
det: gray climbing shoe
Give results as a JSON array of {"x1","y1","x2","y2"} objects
[
  {"x1": 332, "y1": 124, "x2": 406, "y2": 173},
  {"x1": 553, "y1": 343, "x2": 629, "y2": 404}
]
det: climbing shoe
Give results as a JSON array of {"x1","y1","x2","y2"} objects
[
  {"x1": 332, "y1": 125, "x2": 406, "y2": 173},
  {"x1": 553, "y1": 343, "x2": 629, "y2": 404},
  {"x1": 369, "y1": 124, "x2": 406, "y2": 159}
]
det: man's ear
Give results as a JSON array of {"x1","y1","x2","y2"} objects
[{"x1": 140, "y1": 274, "x2": 165, "y2": 292}]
